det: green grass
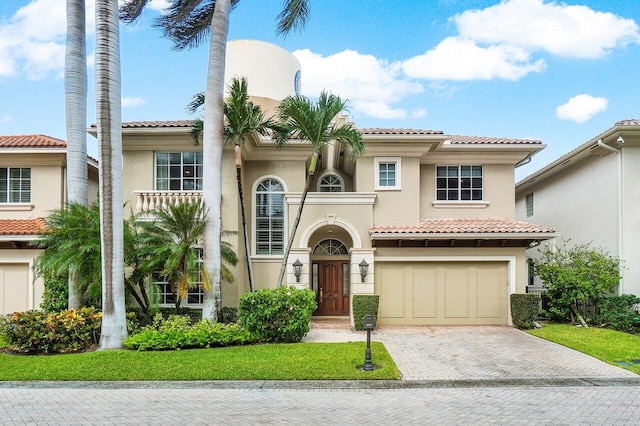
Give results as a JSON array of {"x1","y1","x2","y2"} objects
[
  {"x1": 528, "y1": 324, "x2": 640, "y2": 375},
  {"x1": 0, "y1": 342, "x2": 400, "y2": 381}
]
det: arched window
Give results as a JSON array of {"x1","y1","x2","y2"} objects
[
  {"x1": 319, "y1": 174, "x2": 343, "y2": 192},
  {"x1": 255, "y1": 178, "x2": 285, "y2": 255},
  {"x1": 313, "y1": 239, "x2": 348, "y2": 255}
]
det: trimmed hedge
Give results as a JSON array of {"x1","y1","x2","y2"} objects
[
  {"x1": 510, "y1": 293, "x2": 540, "y2": 329},
  {"x1": 238, "y1": 286, "x2": 316, "y2": 343},
  {"x1": 352, "y1": 295, "x2": 380, "y2": 331},
  {"x1": 0, "y1": 307, "x2": 102, "y2": 354}
]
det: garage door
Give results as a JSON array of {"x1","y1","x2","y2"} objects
[
  {"x1": 376, "y1": 262, "x2": 508, "y2": 325},
  {"x1": 0, "y1": 263, "x2": 30, "y2": 315}
]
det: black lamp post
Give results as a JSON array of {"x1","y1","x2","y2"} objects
[
  {"x1": 359, "y1": 259, "x2": 369, "y2": 283},
  {"x1": 362, "y1": 314, "x2": 376, "y2": 371},
  {"x1": 292, "y1": 259, "x2": 303, "y2": 282}
]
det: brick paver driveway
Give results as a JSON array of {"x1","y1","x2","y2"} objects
[{"x1": 303, "y1": 325, "x2": 639, "y2": 382}]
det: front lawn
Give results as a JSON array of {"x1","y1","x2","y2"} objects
[
  {"x1": 0, "y1": 342, "x2": 400, "y2": 381},
  {"x1": 528, "y1": 324, "x2": 640, "y2": 375}
]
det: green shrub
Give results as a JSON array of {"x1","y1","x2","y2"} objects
[
  {"x1": 352, "y1": 295, "x2": 380, "y2": 331},
  {"x1": 238, "y1": 286, "x2": 316, "y2": 343},
  {"x1": 510, "y1": 294, "x2": 540, "y2": 329},
  {"x1": 0, "y1": 307, "x2": 102, "y2": 354},
  {"x1": 218, "y1": 306, "x2": 238, "y2": 324},
  {"x1": 593, "y1": 294, "x2": 640, "y2": 333},
  {"x1": 158, "y1": 307, "x2": 202, "y2": 323},
  {"x1": 122, "y1": 314, "x2": 253, "y2": 350},
  {"x1": 40, "y1": 273, "x2": 69, "y2": 313}
]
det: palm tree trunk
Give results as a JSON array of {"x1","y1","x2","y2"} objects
[
  {"x1": 236, "y1": 144, "x2": 255, "y2": 291},
  {"x1": 95, "y1": 0, "x2": 127, "y2": 349},
  {"x1": 277, "y1": 152, "x2": 318, "y2": 287},
  {"x1": 65, "y1": 0, "x2": 88, "y2": 310},
  {"x1": 201, "y1": 0, "x2": 230, "y2": 322}
]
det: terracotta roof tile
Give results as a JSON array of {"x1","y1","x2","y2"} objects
[
  {"x1": 445, "y1": 135, "x2": 541, "y2": 145},
  {"x1": 0, "y1": 218, "x2": 47, "y2": 236},
  {"x1": 615, "y1": 119, "x2": 640, "y2": 126},
  {"x1": 0, "y1": 135, "x2": 66, "y2": 148},
  {"x1": 361, "y1": 128, "x2": 443, "y2": 135},
  {"x1": 370, "y1": 217, "x2": 555, "y2": 235}
]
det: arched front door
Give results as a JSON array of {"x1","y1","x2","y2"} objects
[{"x1": 312, "y1": 239, "x2": 350, "y2": 316}]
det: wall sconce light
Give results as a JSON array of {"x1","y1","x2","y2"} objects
[
  {"x1": 359, "y1": 259, "x2": 369, "y2": 283},
  {"x1": 293, "y1": 258, "x2": 303, "y2": 283}
]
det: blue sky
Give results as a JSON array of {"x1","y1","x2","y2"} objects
[{"x1": 1, "y1": 0, "x2": 639, "y2": 180}]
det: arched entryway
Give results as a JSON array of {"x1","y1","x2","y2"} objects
[{"x1": 309, "y1": 228, "x2": 353, "y2": 316}]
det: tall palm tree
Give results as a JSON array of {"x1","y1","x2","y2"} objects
[
  {"x1": 187, "y1": 77, "x2": 288, "y2": 292},
  {"x1": 120, "y1": 0, "x2": 310, "y2": 322},
  {"x1": 275, "y1": 92, "x2": 365, "y2": 287},
  {"x1": 95, "y1": 0, "x2": 127, "y2": 349},
  {"x1": 65, "y1": 0, "x2": 88, "y2": 309}
]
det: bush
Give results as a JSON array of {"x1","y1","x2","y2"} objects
[
  {"x1": 122, "y1": 314, "x2": 253, "y2": 350},
  {"x1": 238, "y1": 286, "x2": 316, "y2": 343},
  {"x1": 593, "y1": 294, "x2": 640, "y2": 333},
  {"x1": 0, "y1": 307, "x2": 101, "y2": 354},
  {"x1": 218, "y1": 306, "x2": 238, "y2": 324},
  {"x1": 352, "y1": 295, "x2": 380, "y2": 331},
  {"x1": 510, "y1": 294, "x2": 540, "y2": 329},
  {"x1": 40, "y1": 273, "x2": 69, "y2": 313}
]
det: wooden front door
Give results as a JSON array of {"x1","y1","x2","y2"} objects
[{"x1": 314, "y1": 260, "x2": 350, "y2": 316}]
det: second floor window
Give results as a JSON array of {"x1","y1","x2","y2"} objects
[
  {"x1": 375, "y1": 157, "x2": 401, "y2": 190},
  {"x1": 0, "y1": 167, "x2": 31, "y2": 203},
  {"x1": 436, "y1": 165, "x2": 483, "y2": 201},
  {"x1": 155, "y1": 152, "x2": 203, "y2": 191},
  {"x1": 255, "y1": 178, "x2": 285, "y2": 255},
  {"x1": 319, "y1": 175, "x2": 343, "y2": 192},
  {"x1": 526, "y1": 193, "x2": 534, "y2": 217}
]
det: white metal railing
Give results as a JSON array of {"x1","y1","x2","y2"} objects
[{"x1": 134, "y1": 191, "x2": 202, "y2": 216}]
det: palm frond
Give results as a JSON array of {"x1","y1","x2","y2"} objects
[
  {"x1": 119, "y1": 0, "x2": 154, "y2": 23},
  {"x1": 276, "y1": 0, "x2": 310, "y2": 37}
]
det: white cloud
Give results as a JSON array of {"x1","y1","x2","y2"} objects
[
  {"x1": 0, "y1": 0, "x2": 95, "y2": 80},
  {"x1": 122, "y1": 97, "x2": 147, "y2": 108},
  {"x1": 556, "y1": 94, "x2": 608, "y2": 123},
  {"x1": 293, "y1": 49, "x2": 423, "y2": 120},
  {"x1": 403, "y1": 37, "x2": 546, "y2": 81},
  {"x1": 454, "y1": 0, "x2": 640, "y2": 59}
]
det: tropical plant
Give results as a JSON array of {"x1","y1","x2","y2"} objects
[
  {"x1": 275, "y1": 92, "x2": 365, "y2": 286},
  {"x1": 95, "y1": 0, "x2": 127, "y2": 349},
  {"x1": 65, "y1": 0, "x2": 89, "y2": 309},
  {"x1": 533, "y1": 241, "x2": 622, "y2": 326},
  {"x1": 187, "y1": 77, "x2": 288, "y2": 292},
  {"x1": 120, "y1": 0, "x2": 310, "y2": 322}
]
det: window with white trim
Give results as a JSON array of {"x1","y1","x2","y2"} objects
[
  {"x1": 313, "y1": 239, "x2": 348, "y2": 255},
  {"x1": 155, "y1": 152, "x2": 203, "y2": 191},
  {"x1": 436, "y1": 165, "x2": 483, "y2": 201},
  {"x1": 319, "y1": 175, "x2": 343, "y2": 192},
  {"x1": 526, "y1": 193, "x2": 534, "y2": 217},
  {"x1": 0, "y1": 167, "x2": 31, "y2": 203},
  {"x1": 255, "y1": 178, "x2": 285, "y2": 255},
  {"x1": 374, "y1": 157, "x2": 401, "y2": 190}
]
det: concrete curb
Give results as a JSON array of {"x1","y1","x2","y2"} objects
[{"x1": 2, "y1": 377, "x2": 640, "y2": 390}]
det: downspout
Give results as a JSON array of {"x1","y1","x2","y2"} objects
[{"x1": 597, "y1": 138, "x2": 624, "y2": 294}]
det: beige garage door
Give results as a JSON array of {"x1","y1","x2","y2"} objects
[
  {"x1": 376, "y1": 262, "x2": 508, "y2": 325},
  {"x1": 0, "y1": 263, "x2": 30, "y2": 315}
]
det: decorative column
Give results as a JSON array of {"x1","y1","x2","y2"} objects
[{"x1": 286, "y1": 248, "x2": 311, "y2": 289}]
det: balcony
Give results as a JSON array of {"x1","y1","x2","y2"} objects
[{"x1": 134, "y1": 190, "x2": 202, "y2": 219}]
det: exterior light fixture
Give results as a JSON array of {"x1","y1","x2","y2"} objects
[
  {"x1": 293, "y1": 259, "x2": 303, "y2": 282},
  {"x1": 359, "y1": 259, "x2": 369, "y2": 283}
]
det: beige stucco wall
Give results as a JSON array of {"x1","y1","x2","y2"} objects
[
  {"x1": 421, "y1": 164, "x2": 515, "y2": 219},
  {"x1": 0, "y1": 249, "x2": 45, "y2": 315}
]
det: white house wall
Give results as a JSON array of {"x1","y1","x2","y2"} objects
[{"x1": 621, "y1": 147, "x2": 640, "y2": 295}]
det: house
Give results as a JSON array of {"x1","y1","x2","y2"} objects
[
  {"x1": 108, "y1": 40, "x2": 556, "y2": 326},
  {"x1": 0, "y1": 135, "x2": 98, "y2": 315},
  {"x1": 516, "y1": 120, "x2": 640, "y2": 298}
]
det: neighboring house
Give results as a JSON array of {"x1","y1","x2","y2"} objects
[
  {"x1": 0, "y1": 135, "x2": 98, "y2": 315},
  {"x1": 516, "y1": 120, "x2": 640, "y2": 298},
  {"x1": 104, "y1": 40, "x2": 557, "y2": 326}
]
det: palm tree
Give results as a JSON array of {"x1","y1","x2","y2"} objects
[
  {"x1": 65, "y1": 0, "x2": 88, "y2": 309},
  {"x1": 95, "y1": 0, "x2": 127, "y2": 349},
  {"x1": 275, "y1": 92, "x2": 365, "y2": 287},
  {"x1": 187, "y1": 77, "x2": 288, "y2": 292},
  {"x1": 120, "y1": 0, "x2": 310, "y2": 322}
]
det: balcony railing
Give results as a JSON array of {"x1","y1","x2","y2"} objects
[{"x1": 134, "y1": 191, "x2": 202, "y2": 217}]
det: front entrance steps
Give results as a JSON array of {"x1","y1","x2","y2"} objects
[{"x1": 310, "y1": 316, "x2": 351, "y2": 329}]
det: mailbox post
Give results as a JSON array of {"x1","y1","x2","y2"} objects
[{"x1": 362, "y1": 315, "x2": 376, "y2": 371}]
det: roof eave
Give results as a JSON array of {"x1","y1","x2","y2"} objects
[{"x1": 370, "y1": 232, "x2": 558, "y2": 240}]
